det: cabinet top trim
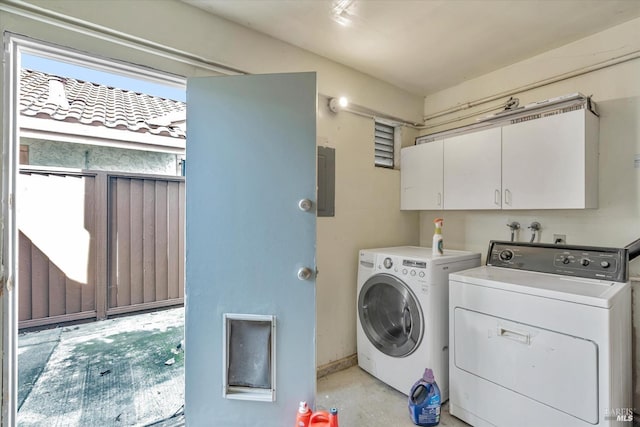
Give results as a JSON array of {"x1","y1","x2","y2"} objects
[{"x1": 417, "y1": 94, "x2": 597, "y2": 145}]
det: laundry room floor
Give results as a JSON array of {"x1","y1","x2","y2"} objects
[{"x1": 317, "y1": 365, "x2": 469, "y2": 427}]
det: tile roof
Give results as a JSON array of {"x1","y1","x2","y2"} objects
[{"x1": 20, "y1": 69, "x2": 186, "y2": 139}]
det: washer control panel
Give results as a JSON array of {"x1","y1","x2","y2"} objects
[
  {"x1": 375, "y1": 255, "x2": 428, "y2": 279},
  {"x1": 488, "y1": 240, "x2": 628, "y2": 282}
]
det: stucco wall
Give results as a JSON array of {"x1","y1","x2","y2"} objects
[{"x1": 21, "y1": 138, "x2": 182, "y2": 175}]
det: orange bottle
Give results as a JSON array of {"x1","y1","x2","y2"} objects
[
  {"x1": 296, "y1": 401, "x2": 312, "y2": 427},
  {"x1": 309, "y1": 407, "x2": 339, "y2": 427}
]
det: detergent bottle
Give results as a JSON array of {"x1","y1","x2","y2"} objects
[
  {"x1": 408, "y1": 368, "x2": 441, "y2": 426},
  {"x1": 309, "y1": 407, "x2": 338, "y2": 427},
  {"x1": 432, "y1": 218, "x2": 444, "y2": 256},
  {"x1": 296, "y1": 401, "x2": 312, "y2": 427}
]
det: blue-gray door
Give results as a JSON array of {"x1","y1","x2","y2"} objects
[{"x1": 185, "y1": 73, "x2": 317, "y2": 426}]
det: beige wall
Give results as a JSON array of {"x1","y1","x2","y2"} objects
[
  {"x1": 316, "y1": 97, "x2": 419, "y2": 364},
  {"x1": 418, "y1": 17, "x2": 640, "y2": 409},
  {"x1": 0, "y1": 0, "x2": 422, "y2": 373}
]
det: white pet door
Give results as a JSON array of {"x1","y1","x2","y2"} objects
[{"x1": 222, "y1": 314, "x2": 276, "y2": 402}]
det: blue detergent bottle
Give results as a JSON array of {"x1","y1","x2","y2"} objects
[{"x1": 408, "y1": 368, "x2": 441, "y2": 426}]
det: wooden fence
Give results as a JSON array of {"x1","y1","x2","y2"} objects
[{"x1": 18, "y1": 168, "x2": 185, "y2": 329}]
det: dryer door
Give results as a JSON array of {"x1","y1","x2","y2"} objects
[{"x1": 358, "y1": 273, "x2": 424, "y2": 357}]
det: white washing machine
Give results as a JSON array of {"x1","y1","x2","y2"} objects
[
  {"x1": 449, "y1": 241, "x2": 631, "y2": 427},
  {"x1": 356, "y1": 246, "x2": 480, "y2": 401}
]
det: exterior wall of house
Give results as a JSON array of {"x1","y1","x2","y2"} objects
[
  {"x1": 418, "y1": 17, "x2": 640, "y2": 409},
  {"x1": 0, "y1": 0, "x2": 423, "y2": 374},
  {"x1": 21, "y1": 138, "x2": 182, "y2": 175}
]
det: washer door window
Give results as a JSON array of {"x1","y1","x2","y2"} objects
[{"x1": 359, "y1": 273, "x2": 424, "y2": 357}]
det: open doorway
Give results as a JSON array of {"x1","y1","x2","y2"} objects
[{"x1": 8, "y1": 37, "x2": 187, "y2": 426}]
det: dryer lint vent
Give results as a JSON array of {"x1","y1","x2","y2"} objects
[{"x1": 222, "y1": 313, "x2": 276, "y2": 402}]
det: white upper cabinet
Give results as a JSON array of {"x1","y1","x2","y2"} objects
[
  {"x1": 501, "y1": 109, "x2": 599, "y2": 209},
  {"x1": 400, "y1": 140, "x2": 443, "y2": 210},
  {"x1": 400, "y1": 106, "x2": 598, "y2": 211},
  {"x1": 443, "y1": 127, "x2": 502, "y2": 209}
]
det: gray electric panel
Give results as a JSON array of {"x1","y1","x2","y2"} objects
[{"x1": 317, "y1": 146, "x2": 335, "y2": 217}]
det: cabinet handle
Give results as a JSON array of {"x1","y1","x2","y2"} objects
[
  {"x1": 437, "y1": 192, "x2": 442, "y2": 207},
  {"x1": 494, "y1": 189, "x2": 500, "y2": 206},
  {"x1": 504, "y1": 189, "x2": 512, "y2": 206}
]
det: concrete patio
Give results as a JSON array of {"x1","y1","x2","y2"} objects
[{"x1": 18, "y1": 307, "x2": 185, "y2": 426}]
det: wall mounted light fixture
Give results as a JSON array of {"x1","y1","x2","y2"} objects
[
  {"x1": 328, "y1": 96, "x2": 349, "y2": 113},
  {"x1": 320, "y1": 92, "x2": 421, "y2": 127}
]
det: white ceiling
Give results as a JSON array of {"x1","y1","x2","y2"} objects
[{"x1": 184, "y1": 0, "x2": 640, "y2": 96}]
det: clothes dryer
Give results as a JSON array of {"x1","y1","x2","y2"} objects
[
  {"x1": 449, "y1": 241, "x2": 631, "y2": 427},
  {"x1": 356, "y1": 246, "x2": 480, "y2": 401}
]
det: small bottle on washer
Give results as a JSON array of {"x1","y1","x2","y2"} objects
[{"x1": 432, "y1": 218, "x2": 444, "y2": 256}]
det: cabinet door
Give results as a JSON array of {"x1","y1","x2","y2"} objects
[
  {"x1": 502, "y1": 109, "x2": 596, "y2": 209},
  {"x1": 443, "y1": 127, "x2": 502, "y2": 209},
  {"x1": 400, "y1": 141, "x2": 443, "y2": 210}
]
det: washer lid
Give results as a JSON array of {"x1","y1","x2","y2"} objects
[{"x1": 450, "y1": 265, "x2": 629, "y2": 308}]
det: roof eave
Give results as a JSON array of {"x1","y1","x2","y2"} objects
[{"x1": 20, "y1": 116, "x2": 186, "y2": 155}]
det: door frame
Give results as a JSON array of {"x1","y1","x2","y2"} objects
[{"x1": 2, "y1": 32, "x2": 187, "y2": 425}]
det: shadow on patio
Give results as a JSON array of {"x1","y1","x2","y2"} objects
[{"x1": 18, "y1": 307, "x2": 185, "y2": 426}]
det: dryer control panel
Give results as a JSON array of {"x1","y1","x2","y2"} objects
[{"x1": 487, "y1": 240, "x2": 628, "y2": 282}]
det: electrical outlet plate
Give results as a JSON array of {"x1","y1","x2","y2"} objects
[{"x1": 553, "y1": 234, "x2": 566, "y2": 244}]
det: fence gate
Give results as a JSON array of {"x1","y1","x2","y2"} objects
[
  {"x1": 108, "y1": 175, "x2": 185, "y2": 316},
  {"x1": 17, "y1": 168, "x2": 185, "y2": 329}
]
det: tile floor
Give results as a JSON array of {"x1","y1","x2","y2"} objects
[{"x1": 317, "y1": 365, "x2": 469, "y2": 427}]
